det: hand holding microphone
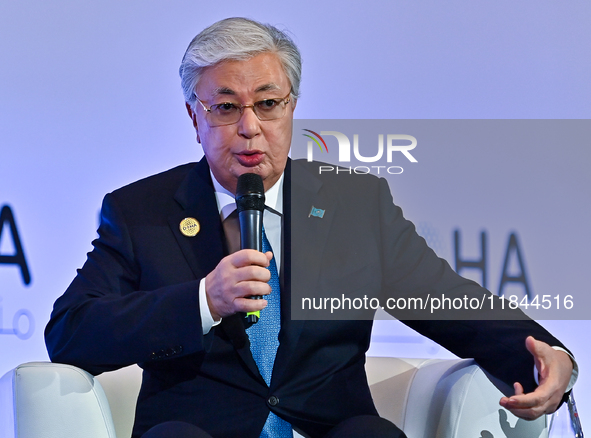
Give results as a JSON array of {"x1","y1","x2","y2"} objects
[{"x1": 203, "y1": 173, "x2": 271, "y2": 322}]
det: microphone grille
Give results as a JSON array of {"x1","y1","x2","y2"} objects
[{"x1": 236, "y1": 173, "x2": 265, "y2": 212}]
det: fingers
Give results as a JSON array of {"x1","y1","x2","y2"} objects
[
  {"x1": 229, "y1": 249, "x2": 272, "y2": 268},
  {"x1": 205, "y1": 250, "x2": 275, "y2": 320},
  {"x1": 500, "y1": 387, "x2": 547, "y2": 420},
  {"x1": 514, "y1": 382, "x2": 524, "y2": 396},
  {"x1": 499, "y1": 386, "x2": 552, "y2": 420},
  {"x1": 498, "y1": 337, "x2": 573, "y2": 420},
  {"x1": 500, "y1": 382, "x2": 542, "y2": 419}
]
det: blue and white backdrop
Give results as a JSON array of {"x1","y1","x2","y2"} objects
[{"x1": 1, "y1": 0, "x2": 589, "y2": 429}]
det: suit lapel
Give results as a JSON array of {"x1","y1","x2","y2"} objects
[
  {"x1": 273, "y1": 160, "x2": 337, "y2": 385},
  {"x1": 167, "y1": 158, "x2": 226, "y2": 280},
  {"x1": 167, "y1": 159, "x2": 263, "y2": 381}
]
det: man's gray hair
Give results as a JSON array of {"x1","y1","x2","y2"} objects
[{"x1": 180, "y1": 17, "x2": 302, "y2": 108}]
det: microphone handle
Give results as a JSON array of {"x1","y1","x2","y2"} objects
[
  {"x1": 238, "y1": 209, "x2": 263, "y2": 324},
  {"x1": 238, "y1": 210, "x2": 263, "y2": 252}
]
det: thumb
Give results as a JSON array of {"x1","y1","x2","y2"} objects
[
  {"x1": 525, "y1": 336, "x2": 537, "y2": 356},
  {"x1": 526, "y1": 336, "x2": 547, "y2": 379}
]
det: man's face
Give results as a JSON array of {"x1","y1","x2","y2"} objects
[{"x1": 187, "y1": 52, "x2": 295, "y2": 194}]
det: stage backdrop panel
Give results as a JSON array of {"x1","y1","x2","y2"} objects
[{"x1": 1, "y1": 0, "x2": 590, "y2": 428}]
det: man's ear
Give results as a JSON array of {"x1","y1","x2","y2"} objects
[
  {"x1": 185, "y1": 102, "x2": 201, "y2": 143},
  {"x1": 185, "y1": 102, "x2": 198, "y2": 127}
]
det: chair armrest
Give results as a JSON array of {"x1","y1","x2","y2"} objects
[
  {"x1": 0, "y1": 362, "x2": 117, "y2": 438},
  {"x1": 366, "y1": 357, "x2": 548, "y2": 438}
]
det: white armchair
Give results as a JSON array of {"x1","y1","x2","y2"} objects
[
  {"x1": 366, "y1": 358, "x2": 547, "y2": 438},
  {"x1": 0, "y1": 358, "x2": 547, "y2": 438},
  {"x1": 0, "y1": 362, "x2": 118, "y2": 438}
]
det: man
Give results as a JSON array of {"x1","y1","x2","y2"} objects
[{"x1": 45, "y1": 17, "x2": 575, "y2": 438}]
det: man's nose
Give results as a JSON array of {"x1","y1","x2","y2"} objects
[{"x1": 237, "y1": 106, "x2": 261, "y2": 138}]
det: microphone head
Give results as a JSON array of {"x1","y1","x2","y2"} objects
[{"x1": 236, "y1": 173, "x2": 265, "y2": 213}]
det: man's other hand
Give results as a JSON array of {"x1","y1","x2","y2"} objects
[
  {"x1": 205, "y1": 249, "x2": 273, "y2": 321},
  {"x1": 499, "y1": 336, "x2": 573, "y2": 420}
]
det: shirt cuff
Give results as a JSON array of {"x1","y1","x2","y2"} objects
[
  {"x1": 534, "y1": 347, "x2": 578, "y2": 392},
  {"x1": 199, "y1": 278, "x2": 221, "y2": 335}
]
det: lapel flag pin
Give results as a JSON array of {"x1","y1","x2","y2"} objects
[
  {"x1": 309, "y1": 206, "x2": 325, "y2": 218},
  {"x1": 179, "y1": 217, "x2": 200, "y2": 237}
]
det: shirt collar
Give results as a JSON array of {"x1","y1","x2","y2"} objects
[{"x1": 210, "y1": 171, "x2": 283, "y2": 221}]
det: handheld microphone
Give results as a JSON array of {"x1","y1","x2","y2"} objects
[{"x1": 235, "y1": 173, "x2": 265, "y2": 323}]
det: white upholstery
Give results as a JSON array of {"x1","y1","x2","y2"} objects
[
  {"x1": 367, "y1": 358, "x2": 547, "y2": 438},
  {"x1": 0, "y1": 358, "x2": 547, "y2": 438},
  {"x1": 0, "y1": 362, "x2": 117, "y2": 438}
]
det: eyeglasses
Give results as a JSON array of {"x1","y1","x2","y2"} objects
[{"x1": 194, "y1": 92, "x2": 291, "y2": 127}]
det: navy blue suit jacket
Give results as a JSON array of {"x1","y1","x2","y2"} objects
[{"x1": 45, "y1": 158, "x2": 566, "y2": 438}]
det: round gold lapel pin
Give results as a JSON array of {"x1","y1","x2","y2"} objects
[{"x1": 179, "y1": 217, "x2": 200, "y2": 237}]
